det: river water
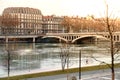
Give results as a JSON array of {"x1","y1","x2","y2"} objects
[{"x1": 0, "y1": 42, "x2": 118, "y2": 77}]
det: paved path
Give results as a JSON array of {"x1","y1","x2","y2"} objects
[{"x1": 26, "y1": 68, "x2": 120, "y2": 80}]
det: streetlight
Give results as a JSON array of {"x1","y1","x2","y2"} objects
[
  {"x1": 5, "y1": 43, "x2": 10, "y2": 79},
  {"x1": 7, "y1": 50, "x2": 10, "y2": 77}
]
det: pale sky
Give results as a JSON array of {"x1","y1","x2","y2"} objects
[{"x1": 0, "y1": 0, "x2": 120, "y2": 17}]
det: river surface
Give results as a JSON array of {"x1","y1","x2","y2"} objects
[{"x1": 0, "y1": 42, "x2": 119, "y2": 77}]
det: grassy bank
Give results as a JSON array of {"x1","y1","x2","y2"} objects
[{"x1": 1, "y1": 63, "x2": 120, "y2": 80}]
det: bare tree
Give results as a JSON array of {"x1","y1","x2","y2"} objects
[
  {"x1": 91, "y1": 1, "x2": 120, "y2": 80},
  {"x1": 62, "y1": 15, "x2": 108, "y2": 33},
  {"x1": 59, "y1": 43, "x2": 72, "y2": 80},
  {"x1": 105, "y1": 3, "x2": 115, "y2": 80},
  {"x1": 1, "y1": 13, "x2": 20, "y2": 79},
  {"x1": 1, "y1": 13, "x2": 20, "y2": 35},
  {"x1": 62, "y1": 16, "x2": 73, "y2": 33},
  {"x1": 60, "y1": 44, "x2": 70, "y2": 71}
]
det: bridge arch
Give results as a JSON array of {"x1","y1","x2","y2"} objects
[
  {"x1": 72, "y1": 35, "x2": 109, "y2": 44},
  {"x1": 42, "y1": 36, "x2": 68, "y2": 43}
]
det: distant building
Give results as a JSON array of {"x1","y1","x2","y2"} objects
[
  {"x1": 1, "y1": 7, "x2": 43, "y2": 35},
  {"x1": 42, "y1": 15, "x2": 67, "y2": 34},
  {"x1": 1, "y1": 7, "x2": 69, "y2": 35}
]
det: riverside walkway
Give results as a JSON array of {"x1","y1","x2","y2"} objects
[
  {"x1": 27, "y1": 68, "x2": 120, "y2": 80},
  {"x1": 21, "y1": 56, "x2": 120, "y2": 80}
]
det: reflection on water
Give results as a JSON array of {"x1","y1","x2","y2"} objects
[{"x1": 0, "y1": 42, "x2": 112, "y2": 77}]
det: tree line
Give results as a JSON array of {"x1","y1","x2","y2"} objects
[{"x1": 62, "y1": 15, "x2": 120, "y2": 33}]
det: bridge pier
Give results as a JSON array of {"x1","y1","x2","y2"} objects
[
  {"x1": 33, "y1": 37, "x2": 35, "y2": 43},
  {"x1": 95, "y1": 38, "x2": 98, "y2": 45},
  {"x1": 5, "y1": 37, "x2": 8, "y2": 43}
]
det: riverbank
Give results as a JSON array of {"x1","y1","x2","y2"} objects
[{"x1": 1, "y1": 63, "x2": 120, "y2": 80}]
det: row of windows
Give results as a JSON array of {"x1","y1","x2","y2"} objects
[
  {"x1": 10, "y1": 13, "x2": 42, "y2": 19},
  {"x1": 43, "y1": 18, "x2": 63, "y2": 22},
  {"x1": 20, "y1": 15, "x2": 42, "y2": 20},
  {"x1": 43, "y1": 21, "x2": 61, "y2": 24},
  {"x1": 21, "y1": 19, "x2": 42, "y2": 23},
  {"x1": 42, "y1": 30, "x2": 66, "y2": 33}
]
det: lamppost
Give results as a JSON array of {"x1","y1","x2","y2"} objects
[
  {"x1": 5, "y1": 43, "x2": 10, "y2": 79},
  {"x1": 7, "y1": 50, "x2": 10, "y2": 77}
]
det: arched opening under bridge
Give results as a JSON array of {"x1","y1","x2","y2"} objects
[
  {"x1": 39, "y1": 36, "x2": 67, "y2": 43},
  {"x1": 72, "y1": 35, "x2": 109, "y2": 44}
]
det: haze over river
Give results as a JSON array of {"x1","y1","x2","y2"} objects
[{"x1": 0, "y1": 42, "x2": 119, "y2": 77}]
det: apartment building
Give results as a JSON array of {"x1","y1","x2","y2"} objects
[
  {"x1": 42, "y1": 15, "x2": 67, "y2": 34},
  {"x1": 1, "y1": 7, "x2": 43, "y2": 35},
  {"x1": 1, "y1": 7, "x2": 68, "y2": 35}
]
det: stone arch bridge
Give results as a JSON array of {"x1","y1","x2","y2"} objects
[
  {"x1": 1, "y1": 32, "x2": 120, "y2": 44},
  {"x1": 41, "y1": 32, "x2": 120, "y2": 44}
]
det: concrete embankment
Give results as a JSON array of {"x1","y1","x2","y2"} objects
[{"x1": 0, "y1": 63, "x2": 120, "y2": 80}]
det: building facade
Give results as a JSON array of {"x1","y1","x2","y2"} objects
[
  {"x1": 42, "y1": 15, "x2": 67, "y2": 34},
  {"x1": 1, "y1": 7, "x2": 68, "y2": 36},
  {"x1": 1, "y1": 7, "x2": 43, "y2": 35}
]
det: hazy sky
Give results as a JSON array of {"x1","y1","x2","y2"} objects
[{"x1": 0, "y1": 0, "x2": 120, "y2": 17}]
